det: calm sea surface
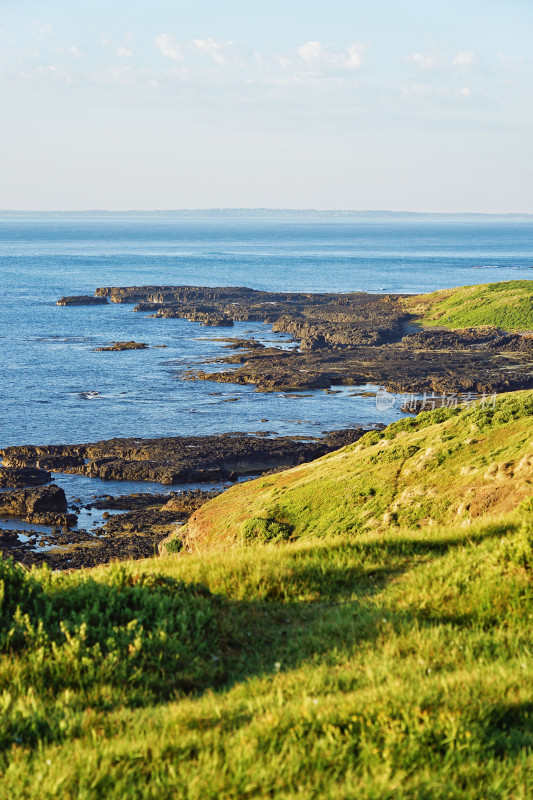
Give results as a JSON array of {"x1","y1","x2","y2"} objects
[{"x1": 2, "y1": 213, "x2": 532, "y2": 451}]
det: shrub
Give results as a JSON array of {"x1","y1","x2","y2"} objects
[
  {"x1": 0, "y1": 560, "x2": 225, "y2": 702},
  {"x1": 242, "y1": 517, "x2": 294, "y2": 544}
]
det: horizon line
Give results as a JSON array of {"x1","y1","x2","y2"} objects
[{"x1": 1, "y1": 208, "x2": 533, "y2": 217}]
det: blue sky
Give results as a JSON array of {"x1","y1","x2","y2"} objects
[{"x1": 1, "y1": 1, "x2": 532, "y2": 211}]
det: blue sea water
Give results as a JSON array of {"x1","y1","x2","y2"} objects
[{"x1": 1, "y1": 212, "x2": 532, "y2": 451}]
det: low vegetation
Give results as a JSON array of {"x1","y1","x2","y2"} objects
[
  {"x1": 182, "y1": 390, "x2": 533, "y2": 552},
  {"x1": 406, "y1": 279, "x2": 533, "y2": 330},
  {"x1": 0, "y1": 392, "x2": 532, "y2": 798}
]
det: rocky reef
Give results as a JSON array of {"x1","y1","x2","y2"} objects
[
  {"x1": 57, "y1": 295, "x2": 108, "y2": 306},
  {"x1": 93, "y1": 341, "x2": 148, "y2": 351},
  {"x1": 89, "y1": 285, "x2": 533, "y2": 395},
  {"x1": 0, "y1": 466, "x2": 51, "y2": 488},
  {"x1": 0, "y1": 429, "x2": 365, "y2": 485}
]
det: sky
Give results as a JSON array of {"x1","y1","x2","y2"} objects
[{"x1": 0, "y1": 0, "x2": 532, "y2": 211}]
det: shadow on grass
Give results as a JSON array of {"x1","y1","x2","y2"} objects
[
  {"x1": 483, "y1": 701, "x2": 533, "y2": 757},
  {"x1": 0, "y1": 520, "x2": 520, "y2": 756},
  {"x1": 270, "y1": 519, "x2": 517, "y2": 602}
]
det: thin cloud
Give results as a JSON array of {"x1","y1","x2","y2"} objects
[
  {"x1": 117, "y1": 47, "x2": 133, "y2": 58},
  {"x1": 343, "y1": 44, "x2": 364, "y2": 69},
  {"x1": 401, "y1": 83, "x2": 472, "y2": 100},
  {"x1": 406, "y1": 53, "x2": 441, "y2": 71},
  {"x1": 192, "y1": 38, "x2": 226, "y2": 64},
  {"x1": 36, "y1": 64, "x2": 74, "y2": 84},
  {"x1": 154, "y1": 34, "x2": 183, "y2": 61},
  {"x1": 497, "y1": 52, "x2": 532, "y2": 67},
  {"x1": 291, "y1": 41, "x2": 366, "y2": 74},
  {"x1": 18, "y1": 47, "x2": 40, "y2": 60},
  {"x1": 400, "y1": 83, "x2": 432, "y2": 99},
  {"x1": 407, "y1": 51, "x2": 475, "y2": 71},
  {"x1": 453, "y1": 51, "x2": 474, "y2": 68},
  {"x1": 297, "y1": 41, "x2": 323, "y2": 64},
  {"x1": 32, "y1": 25, "x2": 54, "y2": 41}
]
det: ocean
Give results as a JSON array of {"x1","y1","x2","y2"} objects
[{"x1": 2, "y1": 212, "x2": 532, "y2": 452}]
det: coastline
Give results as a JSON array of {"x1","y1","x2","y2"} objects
[{"x1": 1, "y1": 280, "x2": 532, "y2": 570}]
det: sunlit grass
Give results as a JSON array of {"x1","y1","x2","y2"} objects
[
  {"x1": 1, "y1": 391, "x2": 532, "y2": 798},
  {"x1": 182, "y1": 390, "x2": 533, "y2": 552},
  {"x1": 405, "y1": 279, "x2": 533, "y2": 331},
  {"x1": 1, "y1": 507, "x2": 532, "y2": 798}
]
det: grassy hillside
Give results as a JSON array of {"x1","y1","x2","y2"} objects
[
  {"x1": 1, "y1": 506, "x2": 533, "y2": 798},
  {"x1": 182, "y1": 390, "x2": 533, "y2": 553},
  {"x1": 405, "y1": 279, "x2": 533, "y2": 330},
  {"x1": 1, "y1": 392, "x2": 532, "y2": 798}
]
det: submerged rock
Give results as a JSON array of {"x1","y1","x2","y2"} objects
[{"x1": 93, "y1": 341, "x2": 148, "y2": 351}]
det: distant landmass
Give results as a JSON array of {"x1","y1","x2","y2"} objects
[{"x1": 1, "y1": 208, "x2": 532, "y2": 219}]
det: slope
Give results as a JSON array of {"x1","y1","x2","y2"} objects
[
  {"x1": 406, "y1": 279, "x2": 533, "y2": 330},
  {"x1": 181, "y1": 390, "x2": 533, "y2": 553}
]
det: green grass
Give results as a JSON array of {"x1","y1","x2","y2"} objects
[
  {"x1": 182, "y1": 390, "x2": 533, "y2": 551},
  {"x1": 405, "y1": 279, "x2": 533, "y2": 330},
  {"x1": 1, "y1": 510, "x2": 532, "y2": 798},
  {"x1": 1, "y1": 392, "x2": 532, "y2": 798}
]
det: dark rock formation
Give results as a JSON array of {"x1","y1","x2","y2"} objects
[
  {"x1": 0, "y1": 489, "x2": 221, "y2": 571},
  {"x1": 31, "y1": 512, "x2": 78, "y2": 528},
  {"x1": 1, "y1": 429, "x2": 365, "y2": 485},
  {"x1": 88, "y1": 285, "x2": 533, "y2": 395},
  {"x1": 88, "y1": 489, "x2": 220, "y2": 514},
  {"x1": 0, "y1": 530, "x2": 21, "y2": 545},
  {"x1": 400, "y1": 327, "x2": 533, "y2": 352},
  {"x1": 0, "y1": 484, "x2": 67, "y2": 516},
  {"x1": 57, "y1": 295, "x2": 108, "y2": 306},
  {"x1": 0, "y1": 526, "x2": 163, "y2": 570},
  {"x1": 0, "y1": 466, "x2": 51, "y2": 488},
  {"x1": 0, "y1": 485, "x2": 74, "y2": 527},
  {"x1": 92, "y1": 492, "x2": 222, "y2": 538},
  {"x1": 89, "y1": 493, "x2": 172, "y2": 510},
  {"x1": 93, "y1": 341, "x2": 148, "y2": 351}
]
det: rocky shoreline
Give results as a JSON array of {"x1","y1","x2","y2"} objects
[
  {"x1": 0, "y1": 429, "x2": 366, "y2": 570},
  {"x1": 3, "y1": 283, "x2": 532, "y2": 571},
  {"x1": 91, "y1": 285, "x2": 533, "y2": 394},
  {"x1": 0, "y1": 428, "x2": 364, "y2": 485},
  {"x1": 57, "y1": 295, "x2": 108, "y2": 306}
]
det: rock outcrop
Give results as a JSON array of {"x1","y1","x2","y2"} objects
[
  {"x1": 93, "y1": 341, "x2": 148, "y2": 351},
  {"x1": 57, "y1": 295, "x2": 108, "y2": 306},
  {"x1": 0, "y1": 466, "x2": 51, "y2": 488},
  {"x1": 0, "y1": 484, "x2": 75, "y2": 527},
  {"x1": 0, "y1": 484, "x2": 67, "y2": 516},
  {"x1": 1, "y1": 430, "x2": 366, "y2": 485},
  {"x1": 86, "y1": 285, "x2": 533, "y2": 395}
]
